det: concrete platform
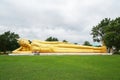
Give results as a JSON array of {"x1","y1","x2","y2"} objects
[
  {"x1": 9, "y1": 53, "x2": 112, "y2": 56},
  {"x1": 9, "y1": 53, "x2": 34, "y2": 56}
]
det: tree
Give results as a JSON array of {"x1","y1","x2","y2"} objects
[
  {"x1": 63, "y1": 40, "x2": 68, "y2": 43},
  {"x1": 83, "y1": 41, "x2": 92, "y2": 46},
  {"x1": 91, "y1": 17, "x2": 120, "y2": 53},
  {"x1": 91, "y1": 18, "x2": 112, "y2": 53},
  {"x1": 74, "y1": 43, "x2": 78, "y2": 45},
  {"x1": 91, "y1": 18, "x2": 111, "y2": 42},
  {"x1": 0, "y1": 31, "x2": 20, "y2": 53},
  {"x1": 45, "y1": 36, "x2": 59, "y2": 41},
  {"x1": 104, "y1": 17, "x2": 120, "y2": 53}
]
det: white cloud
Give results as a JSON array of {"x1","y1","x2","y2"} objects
[{"x1": 0, "y1": 0, "x2": 120, "y2": 44}]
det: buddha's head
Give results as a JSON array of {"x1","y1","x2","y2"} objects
[{"x1": 18, "y1": 39, "x2": 30, "y2": 47}]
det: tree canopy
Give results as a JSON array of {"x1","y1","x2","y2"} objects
[
  {"x1": 45, "y1": 36, "x2": 59, "y2": 41},
  {"x1": 91, "y1": 17, "x2": 120, "y2": 53},
  {"x1": 0, "y1": 31, "x2": 20, "y2": 53},
  {"x1": 104, "y1": 17, "x2": 120, "y2": 52},
  {"x1": 62, "y1": 40, "x2": 68, "y2": 43},
  {"x1": 91, "y1": 18, "x2": 111, "y2": 42},
  {"x1": 83, "y1": 41, "x2": 92, "y2": 46}
]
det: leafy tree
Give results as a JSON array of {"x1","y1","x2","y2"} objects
[
  {"x1": 91, "y1": 18, "x2": 111, "y2": 42},
  {"x1": 83, "y1": 41, "x2": 92, "y2": 46},
  {"x1": 104, "y1": 17, "x2": 120, "y2": 52},
  {"x1": 63, "y1": 40, "x2": 68, "y2": 43},
  {"x1": 91, "y1": 17, "x2": 120, "y2": 53},
  {"x1": 91, "y1": 18, "x2": 112, "y2": 53},
  {"x1": 45, "y1": 36, "x2": 59, "y2": 41},
  {"x1": 74, "y1": 43, "x2": 78, "y2": 45},
  {"x1": 0, "y1": 31, "x2": 20, "y2": 53}
]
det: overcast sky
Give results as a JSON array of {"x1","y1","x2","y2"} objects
[{"x1": 0, "y1": 0, "x2": 120, "y2": 44}]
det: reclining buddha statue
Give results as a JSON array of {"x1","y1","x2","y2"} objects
[{"x1": 12, "y1": 39, "x2": 107, "y2": 53}]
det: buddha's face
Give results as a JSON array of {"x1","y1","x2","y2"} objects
[{"x1": 18, "y1": 39, "x2": 30, "y2": 47}]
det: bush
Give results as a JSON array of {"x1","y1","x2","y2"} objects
[{"x1": 113, "y1": 52, "x2": 120, "y2": 55}]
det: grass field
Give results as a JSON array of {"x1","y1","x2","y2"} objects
[{"x1": 0, "y1": 55, "x2": 120, "y2": 80}]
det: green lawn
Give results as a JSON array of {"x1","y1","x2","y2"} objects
[{"x1": 0, "y1": 55, "x2": 120, "y2": 80}]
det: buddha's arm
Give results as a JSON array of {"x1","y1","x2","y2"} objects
[{"x1": 12, "y1": 47, "x2": 22, "y2": 53}]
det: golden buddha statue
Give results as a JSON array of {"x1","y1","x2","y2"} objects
[{"x1": 12, "y1": 39, "x2": 107, "y2": 53}]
